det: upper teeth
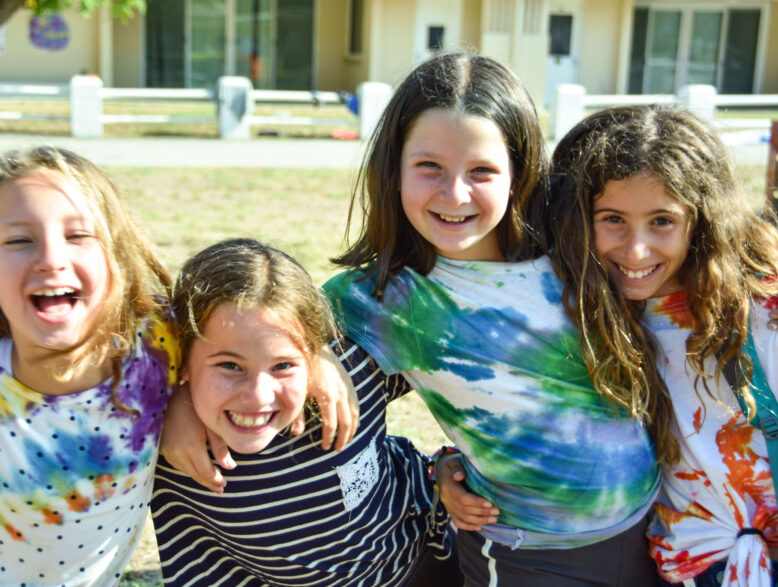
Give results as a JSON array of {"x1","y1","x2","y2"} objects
[
  {"x1": 34, "y1": 287, "x2": 75, "y2": 296},
  {"x1": 229, "y1": 412, "x2": 272, "y2": 427},
  {"x1": 439, "y1": 215, "x2": 467, "y2": 223},
  {"x1": 619, "y1": 265, "x2": 656, "y2": 279}
]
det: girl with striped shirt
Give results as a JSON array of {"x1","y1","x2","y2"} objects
[{"x1": 151, "y1": 239, "x2": 460, "y2": 586}]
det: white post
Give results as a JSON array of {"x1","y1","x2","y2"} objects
[
  {"x1": 357, "y1": 81, "x2": 392, "y2": 140},
  {"x1": 551, "y1": 84, "x2": 585, "y2": 141},
  {"x1": 70, "y1": 75, "x2": 103, "y2": 138},
  {"x1": 677, "y1": 84, "x2": 716, "y2": 121},
  {"x1": 217, "y1": 76, "x2": 253, "y2": 139}
]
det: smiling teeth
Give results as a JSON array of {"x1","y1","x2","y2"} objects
[
  {"x1": 229, "y1": 412, "x2": 272, "y2": 427},
  {"x1": 34, "y1": 287, "x2": 76, "y2": 296},
  {"x1": 439, "y1": 215, "x2": 467, "y2": 223},
  {"x1": 618, "y1": 265, "x2": 657, "y2": 279}
]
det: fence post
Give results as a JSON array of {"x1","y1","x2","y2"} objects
[
  {"x1": 551, "y1": 84, "x2": 585, "y2": 141},
  {"x1": 70, "y1": 75, "x2": 103, "y2": 138},
  {"x1": 767, "y1": 121, "x2": 778, "y2": 216},
  {"x1": 217, "y1": 76, "x2": 253, "y2": 139},
  {"x1": 357, "y1": 82, "x2": 392, "y2": 140},
  {"x1": 677, "y1": 84, "x2": 716, "y2": 120}
]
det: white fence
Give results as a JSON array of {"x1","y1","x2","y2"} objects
[
  {"x1": 550, "y1": 83, "x2": 778, "y2": 143},
  {"x1": 0, "y1": 76, "x2": 393, "y2": 140}
]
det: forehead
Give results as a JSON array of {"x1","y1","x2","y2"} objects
[
  {"x1": 0, "y1": 169, "x2": 95, "y2": 218},
  {"x1": 596, "y1": 173, "x2": 686, "y2": 211},
  {"x1": 404, "y1": 108, "x2": 507, "y2": 151}
]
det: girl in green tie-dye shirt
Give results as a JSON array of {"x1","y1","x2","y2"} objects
[{"x1": 323, "y1": 53, "x2": 666, "y2": 586}]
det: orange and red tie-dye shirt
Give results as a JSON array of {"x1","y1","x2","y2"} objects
[{"x1": 645, "y1": 292, "x2": 778, "y2": 587}]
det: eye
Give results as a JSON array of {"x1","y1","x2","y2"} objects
[
  {"x1": 216, "y1": 361, "x2": 242, "y2": 372},
  {"x1": 417, "y1": 160, "x2": 440, "y2": 170},
  {"x1": 652, "y1": 216, "x2": 675, "y2": 227},
  {"x1": 271, "y1": 361, "x2": 294, "y2": 372},
  {"x1": 472, "y1": 165, "x2": 497, "y2": 174},
  {"x1": 66, "y1": 231, "x2": 94, "y2": 242},
  {"x1": 596, "y1": 213, "x2": 623, "y2": 224},
  {"x1": 3, "y1": 236, "x2": 32, "y2": 245}
]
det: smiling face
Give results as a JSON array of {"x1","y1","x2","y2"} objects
[
  {"x1": 400, "y1": 108, "x2": 513, "y2": 262},
  {"x1": 593, "y1": 172, "x2": 693, "y2": 300},
  {"x1": 184, "y1": 303, "x2": 310, "y2": 455},
  {"x1": 0, "y1": 170, "x2": 111, "y2": 357}
]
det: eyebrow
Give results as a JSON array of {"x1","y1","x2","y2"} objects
[{"x1": 593, "y1": 206, "x2": 685, "y2": 215}]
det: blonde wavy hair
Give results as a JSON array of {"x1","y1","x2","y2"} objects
[{"x1": 0, "y1": 146, "x2": 171, "y2": 411}]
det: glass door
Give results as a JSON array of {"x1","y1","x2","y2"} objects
[
  {"x1": 189, "y1": 0, "x2": 226, "y2": 88},
  {"x1": 236, "y1": 0, "x2": 274, "y2": 88},
  {"x1": 643, "y1": 10, "x2": 680, "y2": 93},
  {"x1": 687, "y1": 11, "x2": 722, "y2": 85}
]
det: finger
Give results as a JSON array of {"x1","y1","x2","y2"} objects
[
  {"x1": 332, "y1": 393, "x2": 355, "y2": 451},
  {"x1": 206, "y1": 428, "x2": 235, "y2": 470},
  {"x1": 291, "y1": 410, "x2": 306, "y2": 436},
  {"x1": 188, "y1": 459, "x2": 226, "y2": 494},
  {"x1": 318, "y1": 395, "x2": 337, "y2": 451},
  {"x1": 449, "y1": 514, "x2": 484, "y2": 532}
]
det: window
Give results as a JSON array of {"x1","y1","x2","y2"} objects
[{"x1": 348, "y1": 0, "x2": 363, "y2": 56}]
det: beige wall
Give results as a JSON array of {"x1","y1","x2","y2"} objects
[
  {"x1": 461, "y1": 0, "x2": 482, "y2": 50},
  {"x1": 763, "y1": 1, "x2": 778, "y2": 92},
  {"x1": 0, "y1": 8, "x2": 99, "y2": 83},
  {"x1": 369, "y1": 0, "x2": 416, "y2": 87},
  {"x1": 112, "y1": 14, "x2": 142, "y2": 87},
  {"x1": 579, "y1": 0, "x2": 622, "y2": 93}
]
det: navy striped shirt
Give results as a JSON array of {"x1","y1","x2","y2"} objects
[{"x1": 151, "y1": 339, "x2": 452, "y2": 586}]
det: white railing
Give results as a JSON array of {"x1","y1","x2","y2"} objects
[
  {"x1": 551, "y1": 83, "x2": 777, "y2": 143},
  {"x1": 0, "y1": 76, "x2": 390, "y2": 139}
]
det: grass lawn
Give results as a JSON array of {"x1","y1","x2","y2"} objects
[
  {"x1": 111, "y1": 160, "x2": 772, "y2": 585},
  {"x1": 113, "y1": 166, "x2": 448, "y2": 586}
]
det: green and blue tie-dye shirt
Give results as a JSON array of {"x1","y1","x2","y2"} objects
[{"x1": 325, "y1": 255, "x2": 659, "y2": 542}]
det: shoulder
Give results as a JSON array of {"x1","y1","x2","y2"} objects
[{"x1": 130, "y1": 310, "x2": 181, "y2": 387}]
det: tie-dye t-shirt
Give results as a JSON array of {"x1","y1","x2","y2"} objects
[
  {"x1": 325, "y1": 255, "x2": 659, "y2": 545},
  {"x1": 646, "y1": 293, "x2": 778, "y2": 586},
  {"x1": 0, "y1": 313, "x2": 179, "y2": 587}
]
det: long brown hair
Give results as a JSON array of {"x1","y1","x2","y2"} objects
[
  {"x1": 332, "y1": 52, "x2": 547, "y2": 297},
  {"x1": 541, "y1": 105, "x2": 778, "y2": 463}
]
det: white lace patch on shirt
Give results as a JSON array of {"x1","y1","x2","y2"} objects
[{"x1": 336, "y1": 438, "x2": 379, "y2": 511}]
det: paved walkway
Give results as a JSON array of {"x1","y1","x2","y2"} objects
[
  {"x1": 0, "y1": 132, "x2": 768, "y2": 168},
  {"x1": 0, "y1": 134, "x2": 368, "y2": 168}
]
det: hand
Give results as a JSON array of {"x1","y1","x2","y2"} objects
[
  {"x1": 437, "y1": 454, "x2": 500, "y2": 531},
  {"x1": 292, "y1": 344, "x2": 360, "y2": 451},
  {"x1": 769, "y1": 308, "x2": 778, "y2": 331},
  {"x1": 160, "y1": 384, "x2": 235, "y2": 493}
]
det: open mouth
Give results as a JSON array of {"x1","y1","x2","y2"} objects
[
  {"x1": 434, "y1": 213, "x2": 474, "y2": 224},
  {"x1": 228, "y1": 411, "x2": 274, "y2": 428},
  {"x1": 31, "y1": 287, "x2": 78, "y2": 316},
  {"x1": 616, "y1": 264, "x2": 659, "y2": 280}
]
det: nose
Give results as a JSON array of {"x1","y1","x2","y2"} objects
[
  {"x1": 244, "y1": 371, "x2": 279, "y2": 405},
  {"x1": 34, "y1": 236, "x2": 67, "y2": 273},
  {"x1": 441, "y1": 173, "x2": 472, "y2": 206},
  {"x1": 622, "y1": 228, "x2": 651, "y2": 262}
]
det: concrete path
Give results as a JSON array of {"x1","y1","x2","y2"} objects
[
  {"x1": 0, "y1": 132, "x2": 768, "y2": 168},
  {"x1": 0, "y1": 134, "x2": 368, "y2": 168}
]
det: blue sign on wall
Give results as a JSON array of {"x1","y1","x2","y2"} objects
[{"x1": 30, "y1": 14, "x2": 69, "y2": 51}]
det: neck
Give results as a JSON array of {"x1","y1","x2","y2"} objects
[{"x1": 12, "y1": 343, "x2": 113, "y2": 396}]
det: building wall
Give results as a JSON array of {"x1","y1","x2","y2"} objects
[
  {"x1": 764, "y1": 1, "x2": 778, "y2": 92},
  {"x1": 0, "y1": 8, "x2": 99, "y2": 82},
  {"x1": 316, "y1": 0, "x2": 349, "y2": 90},
  {"x1": 112, "y1": 15, "x2": 143, "y2": 87},
  {"x1": 369, "y1": 0, "x2": 416, "y2": 86},
  {"x1": 578, "y1": 0, "x2": 622, "y2": 94},
  {"x1": 461, "y1": 0, "x2": 482, "y2": 50}
]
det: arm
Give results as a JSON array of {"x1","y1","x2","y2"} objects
[
  {"x1": 435, "y1": 452, "x2": 500, "y2": 531},
  {"x1": 292, "y1": 343, "x2": 360, "y2": 451},
  {"x1": 159, "y1": 385, "x2": 234, "y2": 493}
]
